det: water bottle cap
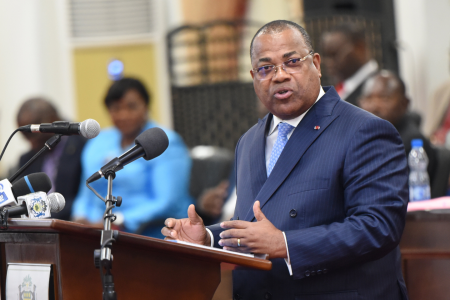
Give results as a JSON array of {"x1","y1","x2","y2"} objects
[{"x1": 411, "y1": 139, "x2": 423, "y2": 148}]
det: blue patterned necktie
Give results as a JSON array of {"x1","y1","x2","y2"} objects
[{"x1": 267, "y1": 122, "x2": 295, "y2": 176}]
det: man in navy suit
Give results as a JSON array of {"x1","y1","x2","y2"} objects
[{"x1": 162, "y1": 20, "x2": 408, "y2": 300}]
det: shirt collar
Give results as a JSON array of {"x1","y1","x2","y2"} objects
[
  {"x1": 268, "y1": 86, "x2": 325, "y2": 136},
  {"x1": 341, "y1": 59, "x2": 378, "y2": 99}
]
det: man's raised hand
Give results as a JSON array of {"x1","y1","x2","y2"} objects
[{"x1": 161, "y1": 204, "x2": 211, "y2": 246}]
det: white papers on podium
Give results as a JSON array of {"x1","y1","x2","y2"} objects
[
  {"x1": 169, "y1": 240, "x2": 268, "y2": 259},
  {"x1": 6, "y1": 263, "x2": 51, "y2": 300}
]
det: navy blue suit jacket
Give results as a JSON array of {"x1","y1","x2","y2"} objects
[{"x1": 208, "y1": 87, "x2": 409, "y2": 300}]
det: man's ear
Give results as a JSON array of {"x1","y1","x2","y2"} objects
[
  {"x1": 250, "y1": 70, "x2": 255, "y2": 80},
  {"x1": 403, "y1": 96, "x2": 410, "y2": 110},
  {"x1": 313, "y1": 53, "x2": 322, "y2": 77}
]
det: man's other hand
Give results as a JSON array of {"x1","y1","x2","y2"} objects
[
  {"x1": 218, "y1": 201, "x2": 287, "y2": 259},
  {"x1": 161, "y1": 204, "x2": 211, "y2": 246}
]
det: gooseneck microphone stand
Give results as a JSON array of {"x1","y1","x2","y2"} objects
[
  {"x1": 9, "y1": 134, "x2": 62, "y2": 182},
  {"x1": 92, "y1": 170, "x2": 122, "y2": 300},
  {"x1": 0, "y1": 134, "x2": 62, "y2": 229}
]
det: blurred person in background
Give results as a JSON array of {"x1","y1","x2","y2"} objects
[
  {"x1": 423, "y1": 49, "x2": 450, "y2": 145},
  {"x1": 425, "y1": 80, "x2": 450, "y2": 145},
  {"x1": 196, "y1": 179, "x2": 230, "y2": 225},
  {"x1": 321, "y1": 22, "x2": 378, "y2": 106},
  {"x1": 15, "y1": 98, "x2": 86, "y2": 220},
  {"x1": 359, "y1": 70, "x2": 437, "y2": 185},
  {"x1": 72, "y1": 77, "x2": 192, "y2": 238}
]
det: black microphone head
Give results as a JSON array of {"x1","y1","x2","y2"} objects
[
  {"x1": 135, "y1": 127, "x2": 169, "y2": 161},
  {"x1": 11, "y1": 172, "x2": 52, "y2": 198}
]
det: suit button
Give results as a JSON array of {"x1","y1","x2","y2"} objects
[
  {"x1": 311, "y1": 270, "x2": 316, "y2": 276},
  {"x1": 323, "y1": 268, "x2": 328, "y2": 274},
  {"x1": 305, "y1": 270, "x2": 311, "y2": 277},
  {"x1": 317, "y1": 269, "x2": 322, "y2": 275},
  {"x1": 289, "y1": 209, "x2": 297, "y2": 218},
  {"x1": 265, "y1": 292, "x2": 272, "y2": 299},
  {"x1": 233, "y1": 293, "x2": 241, "y2": 300}
]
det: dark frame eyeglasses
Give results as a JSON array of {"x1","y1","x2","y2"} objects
[{"x1": 251, "y1": 51, "x2": 314, "y2": 80}]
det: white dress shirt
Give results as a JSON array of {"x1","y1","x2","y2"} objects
[{"x1": 339, "y1": 59, "x2": 378, "y2": 100}]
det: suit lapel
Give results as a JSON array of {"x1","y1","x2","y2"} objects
[
  {"x1": 244, "y1": 88, "x2": 341, "y2": 221},
  {"x1": 248, "y1": 114, "x2": 272, "y2": 200}
]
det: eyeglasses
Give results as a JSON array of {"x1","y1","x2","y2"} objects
[{"x1": 252, "y1": 51, "x2": 314, "y2": 80}]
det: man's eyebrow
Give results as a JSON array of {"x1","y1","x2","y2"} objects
[
  {"x1": 283, "y1": 51, "x2": 298, "y2": 58},
  {"x1": 257, "y1": 51, "x2": 298, "y2": 63},
  {"x1": 258, "y1": 57, "x2": 271, "y2": 63}
]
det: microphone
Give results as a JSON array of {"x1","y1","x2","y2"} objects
[
  {"x1": 87, "y1": 127, "x2": 169, "y2": 183},
  {"x1": 18, "y1": 119, "x2": 101, "y2": 139},
  {"x1": 6, "y1": 192, "x2": 65, "y2": 219},
  {"x1": 0, "y1": 173, "x2": 52, "y2": 208}
]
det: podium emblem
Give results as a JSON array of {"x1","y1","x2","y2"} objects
[
  {"x1": 19, "y1": 275, "x2": 36, "y2": 300},
  {"x1": 28, "y1": 196, "x2": 48, "y2": 218}
]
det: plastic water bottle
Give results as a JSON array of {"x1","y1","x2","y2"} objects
[{"x1": 408, "y1": 139, "x2": 431, "y2": 201}]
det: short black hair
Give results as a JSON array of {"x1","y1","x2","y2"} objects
[
  {"x1": 17, "y1": 97, "x2": 59, "y2": 124},
  {"x1": 326, "y1": 22, "x2": 366, "y2": 45},
  {"x1": 250, "y1": 20, "x2": 314, "y2": 59},
  {"x1": 104, "y1": 77, "x2": 150, "y2": 108}
]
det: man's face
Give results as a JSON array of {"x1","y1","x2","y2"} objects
[
  {"x1": 108, "y1": 89, "x2": 148, "y2": 137},
  {"x1": 359, "y1": 77, "x2": 407, "y2": 125},
  {"x1": 250, "y1": 29, "x2": 322, "y2": 120},
  {"x1": 321, "y1": 32, "x2": 360, "y2": 83}
]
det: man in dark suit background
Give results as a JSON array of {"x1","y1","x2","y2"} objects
[
  {"x1": 15, "y1": 98, "x2": 86, "y2": 220},
  {"x1": 162, "y1": 20, "x2": 408, "y2": 299},
  {"x1": 359, "y1": 70, "x2": 437, "y2": 188},
  {"x1": 321, "y1": 22, "x2": 378, "y2": 106}
]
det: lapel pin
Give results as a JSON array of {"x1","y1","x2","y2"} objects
[{"x1": 314, "y1": 126, "x2": 320, "y2": 130}]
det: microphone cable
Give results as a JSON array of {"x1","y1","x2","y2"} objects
[
  {"x1": 87, "y1": 181, "x2": 106, "y2": 202},
  {"x1": 0, "y1": 129, "x2": 21, "y2": 162}
]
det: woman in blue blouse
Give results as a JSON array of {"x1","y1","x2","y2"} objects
[{"x1": 72, "y1": 78, "x2": 193, "y2": 238}]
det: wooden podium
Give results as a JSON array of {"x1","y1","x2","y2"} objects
[
  {"x1": 400, "y1": 211, "x2": 450, "y2": 300},
  {"x1": 0, "y1": 219, "x2": 271, "y2": 299}
]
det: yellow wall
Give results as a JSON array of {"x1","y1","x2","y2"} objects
[{"x1": 73, "y1": 43, "x2": 160, "y2": 128}]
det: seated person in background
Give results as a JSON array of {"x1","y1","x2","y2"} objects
[
  {"x1": 72, "y1": 78, "x2": 193, "y2": 238},
  {"x1": 321, "y1": 22, "x2": 378, "y2": 106},
  {"x1": 197, "y1": 180, "x2": 230, "y2": 225},
  {"x1": 423, "y1": 78, "x2": 450, "y2": 145},
  {"x1": 359, "y1": 70, "x2": 437, "y2": 185},
  {"x1": 15, "y1": 98, "x2": 86, "y2": 220}
]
